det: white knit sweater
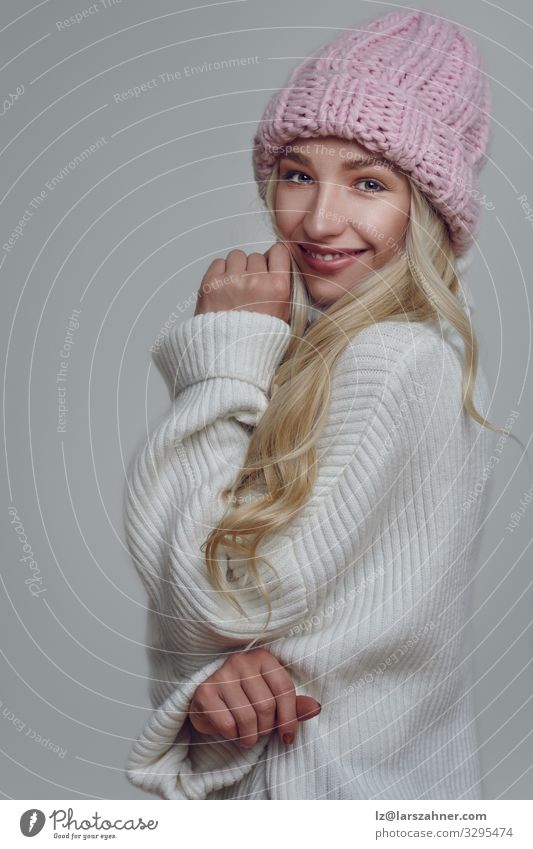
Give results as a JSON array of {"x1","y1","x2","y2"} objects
[{"x1": 123, "y1": 308, "x2": 493, "y2": 800}]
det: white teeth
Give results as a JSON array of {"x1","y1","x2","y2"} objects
[
  {"x1": 308, "y1": 251, "x2": 345, "y2": 261},
  {"x1": 304, "y1": 247, "x2": 359, "y2": 261}
]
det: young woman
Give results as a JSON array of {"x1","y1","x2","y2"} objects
[{"x1": 124, "y1": 9, "x2": 521, "y2": 800}]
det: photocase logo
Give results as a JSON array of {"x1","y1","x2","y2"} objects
[{"x1": 20, "y1": 809, "x2": 45, "y2": 836}]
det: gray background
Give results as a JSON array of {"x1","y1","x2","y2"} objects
[{"x1": 1, "y1": 0, "x2": 531, "y2": 800}]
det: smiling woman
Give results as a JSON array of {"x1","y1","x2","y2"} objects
[
  {"x1": 124, "y1": 8, "x2": 523, "y2": 801},
  {"x1": 274, "y1": 137, "x2": 411, "y2": 306}
]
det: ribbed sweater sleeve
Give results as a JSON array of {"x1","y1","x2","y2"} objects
[
  {"x1": 124, "y1": 309, "x2": 482, "y2": 800},
  {"x1": 152, "y1": 309, "x2": 292, "y2": 406},
  {"x1": 125, "y1": 311, "x2": 294, "y2": 799}
]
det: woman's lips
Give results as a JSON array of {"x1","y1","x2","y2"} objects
[{"x1": 298, "y1": 244, "x2": 369, "y2": 273}]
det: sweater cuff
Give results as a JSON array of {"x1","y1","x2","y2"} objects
[
  {"x1": 152, "y1": 310, "x2": 292, "y2": 399},
  {"x1": 125, "y1": 652, "x2": 270, "y2": 800}
]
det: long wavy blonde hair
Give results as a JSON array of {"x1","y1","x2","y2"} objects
[{"x1": 200, "y1": 158, "x2": 524, "y2": 630}]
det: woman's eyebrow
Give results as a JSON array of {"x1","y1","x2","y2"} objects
[{"x1": 279, "y1": 150, "x2": 394, "y2": 171}]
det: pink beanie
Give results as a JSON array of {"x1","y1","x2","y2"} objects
[{"x1": 252, "y1": 9, "x2": 491, "y2": 256}]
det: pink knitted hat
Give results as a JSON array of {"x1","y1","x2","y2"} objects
[{"x1": 252, "y1": 10, "x2": 491, "y2": 256}]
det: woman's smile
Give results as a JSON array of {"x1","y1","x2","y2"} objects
[{"x1": 297, "y1": 242, "x2": 370, "y2": 274}]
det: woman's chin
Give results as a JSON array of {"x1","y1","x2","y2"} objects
[{"x1": 305, "y1": 281, "x2": 350, "y2": 308}]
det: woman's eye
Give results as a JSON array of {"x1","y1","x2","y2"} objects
[
  {"x1": 281, "y1": 169, "x2": 311, "y2": 184},
  {"x1": 280, "y1": 171, "x2": 386, "y2": 192},
  {"x1": 355, "y1": 178, "x2": 385, "y2": 192}
]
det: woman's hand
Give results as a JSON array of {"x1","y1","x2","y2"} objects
[
  {"x1": 194, "y1": 243, "x2": 292, "y2": 324},
  {"x1": 187, "y1": 647, "x2": 321, "y2": 747}
]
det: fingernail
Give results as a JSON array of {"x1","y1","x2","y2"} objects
[{"x1": 283, "y1": 732, "x2": 294, "y2": 745}]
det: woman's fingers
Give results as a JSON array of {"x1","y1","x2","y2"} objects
[
  {"x1": 264, "y1": 242, "x2": 292, "y2": 322},
  {"x1": 296, "y1": 695, "x2": 322, "y2": 722},
  {"x1": 205, "y1": 257, "x2": 226, "y2": 275},
  {"x1": 218, "y1": 683, "x2": 260, "y2": 747},
  {"x1": 239, "y1": 672, "x2": 277, "y2": 740},
  {"x1": 245, "y1": 252, "x2": 268, "y2": 274},
  {"x1": 243, "y1": 253, "x2": 269, "y2": 309},
  {"x1": 265, "y1": 241, "x2": 292, "y2": 274},
  {"x1": 196, "y1": 244, "x2": 291, "y2": 321},
  {"x1": 259, "y1": 654, "x2": 298, "y2": 745},
  {"x1": 188, "y1": 648, "x2": 321, "y2": 749},
  {"x1": 188, "y1": 688, "x2": 237, "y2": 740},
  {"x1": 225, "y1": 248, "x2": 248, "y2": 275}
]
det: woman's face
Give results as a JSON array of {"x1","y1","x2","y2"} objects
[{"x1": 274, "y1": 136, "x2": 411, "y2": 308}]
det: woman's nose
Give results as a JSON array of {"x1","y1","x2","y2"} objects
[{"x1": 303, "y1": 183, "x2": 354, "y2": 241}]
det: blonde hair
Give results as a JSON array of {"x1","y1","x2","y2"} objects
[{"x1": 200, "y1": 159, "x2": 525, "y2": 633}]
